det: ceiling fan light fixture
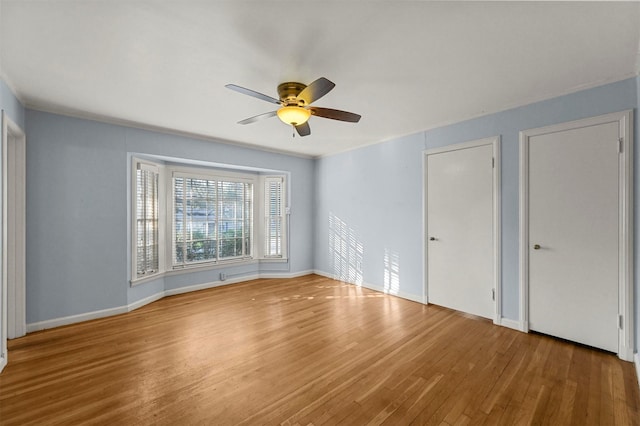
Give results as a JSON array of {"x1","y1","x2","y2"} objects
[{"x1": 277, "y1": 106, "x2": 311, "y2": 126}]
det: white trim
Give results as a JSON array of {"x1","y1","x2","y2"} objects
[
  {"x1": 27, "y1": 305, "x2": 129, "y2": 333},
  {"x1": 127, "y1": 291, "x2": 166, "y2": 312},
  {"x1": 1, "y1": 111, "x2": 26, "y2": 373},
  {"x1": 0, "y1": 112, "x2": 7, "y2": 372},
  {"x1": 423, "y1": 136, "x2": 502, "y2": 323},
  {"x1": 519, "y1": 110, "x2": 634, "y2": 361},
  {"x1": 317, "y1": 75, "x2": 638, "y2": 160},
  {"x1": 27, "y1": 271, "x2": 317, "y2": 332},
  {"x1": 497, "y1": 317, "x2": 523, "y2": 332},
  {"x1": 26, "y1": 104, "x2": 315, "y2": 159},
  {"x1": 261, "y1": 175, "x2": 288, "y2": 260},
  {"x1": 164, "y1": 274, "x2": 261, "y2": 297},
  {"x1": 164, "y1": 259, "x2": 260, "y2": 276},
  {"x1": 258, "y1": 269, "x2": 313, "y2": 279},
  {"x1": 168, "y1": 169, "x2": 256, "y2": 270},
  {"x1": 519, "y1": 131, "x2": 529, "y2": 334},
  {"x1": 166, "y1": 270, "x2": 314, "y2": 296},
  {"x1": 131, "y1": 257, "x2": 288, "y2": 286},
  {"x1": 131, "y1": 157, "x2": 165, "y2": 283},
  {"x1": 8, "y1": 115, "x2": 26, "y2": 338},
  {"x1": 129, "y1": 155, "x2": 291, "y2": 286},
  {"x1": 170, "y1": 166, "x2": 258, "y2": 183},
  {"x1": 130, "y1": 272, "x2": 165, "y2": 287},
  {"x1": 635, "y1": 353, "x2": 640, "y2": 393},
  {"x1": 313, "y1": 269, "x2": 423, "y2": 304}
]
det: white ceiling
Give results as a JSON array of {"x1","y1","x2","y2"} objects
[{"x1": 1, "y1": 1, "x2": 639, "y2": 158}]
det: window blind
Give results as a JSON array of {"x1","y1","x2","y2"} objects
[
  {"x1": 136, "y1": 163, "x2": 159, "y2": 277},
  {"x1": 173, "y1": 175, "x2": 253, "y2": 268},
  {"x1": 264, "y1": 177, "x2": 284, "y2": 257}
]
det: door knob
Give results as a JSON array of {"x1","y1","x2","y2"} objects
[
  {"x1": 429, "y1": 237, "x2": 437, "y2": 241},
  {"x1": 533, "y1": 244, "x2": 541, "y2": 250}
]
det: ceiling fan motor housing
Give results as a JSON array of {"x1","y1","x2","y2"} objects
[{"x1": 277, "y1": 82, "x2": 307, "y2": 105}]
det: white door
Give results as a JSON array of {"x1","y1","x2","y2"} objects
[
  {"x1": 427, "y1": 142, "x2": 495, "y2": 319},
  {"x1": 527, "y1": 122, "x2": 619, "y2": 352}
]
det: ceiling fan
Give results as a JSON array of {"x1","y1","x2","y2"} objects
[{"x1": 225, "y1": 77, "x2": 361, "y2": 137}]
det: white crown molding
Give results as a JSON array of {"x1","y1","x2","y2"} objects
[
  {"x1": 25, "y1": 102, "x2": 315, "y2": 160},
  {"x1": 318, "y1": 73, "x2": 638, "y2": 159}
]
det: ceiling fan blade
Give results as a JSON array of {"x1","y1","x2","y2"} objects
[
  {"x1": 309, "y1": 107, "x2": 361, "y2": 123},
  {"x1": 226, "y1": 84, "x2": 281, "y2": 105},
  {"x1": 295, "y1": 122, "x2": 311, "y2": 137},
  {"x1": 297, "y1": 77, "x2": 335, "y2": 105},
  {"x1": 237, "y1": 111, "x2": 278, "y2": 125}
]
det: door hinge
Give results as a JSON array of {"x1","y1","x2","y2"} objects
[
  {"x1": 618, "y1": 138, "x2": 623, "y2": 153},
  {"x1": 492, "y1": 288, "x2": 495, "y2": 301},
  {"x1": 619, "y1": 315, "x2": 623, "y2": 329},
  {"x1": 492, "y1": 157, "x2": 495, "y2": 168}
]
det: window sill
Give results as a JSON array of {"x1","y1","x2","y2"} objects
[
  {"x1": 130, "y1": 272, "x2": 165, "y2": 287},
  {"x1": 259, "y1": 258, "x2": 289, "y2": 263}
]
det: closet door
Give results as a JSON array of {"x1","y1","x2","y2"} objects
[
  {"x1": 527, "y1": 121, "x2": 619, "y2": 352},
  {"x1": 427, "y1": 143, "x2": 495, "y2": 319}
]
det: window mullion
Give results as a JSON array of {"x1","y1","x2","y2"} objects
[
  {"x1": 182, "y1": 178, "x2": 187, "y2": 268},
  {"x1": 216, "y1": 181, "x2": 220, "y2": 262},
  {"x1": 242, "y1": 184, "x2": 246, "y2": 257},
  {"x1": 142, "y1": 171, "x2": 148, "y2": 272}
]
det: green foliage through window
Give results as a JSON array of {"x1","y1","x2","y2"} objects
[{"x1": 173, "y1": 176, "x2": 253, "y2": 267}]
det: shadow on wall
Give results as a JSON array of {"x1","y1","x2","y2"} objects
[
  {"x1": 328, "y1": 213, "x2": 364, "y2": 285},
  {"x1": 383, "y1": 248, "x2": 400, "y2": 296}
]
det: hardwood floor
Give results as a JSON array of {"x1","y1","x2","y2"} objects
[{"x1": 0, "y1": 274, "x2": 638, "y2": 425}]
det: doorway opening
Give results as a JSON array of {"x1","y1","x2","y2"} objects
[{"x1": 1, "y1": 111, "x2": 26, "y2": 373}]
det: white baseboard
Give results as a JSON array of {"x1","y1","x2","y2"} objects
[
  {"x1": 26, "y1": 271, "x2": 317, "y2": 332},
  {"x1": 127, "y1": 291, "x2": 165, "y2": 312},
  {"x1": 497, "y1": 317, "x2": 523, "y2": 332},
  {"x1": 26, "y1": 305, "x2": 128, "y2": 333},
  {"x1": 165, "y1": 274, "x2": 260, "y2": 297},
  {"x1": 312, "y1": 269, "x2": 424, "y2": 304},
  {"x1": 259, "y1": 269, "x2": 315, "y2": 279},
  {"x1": 312, "y1": 269, "x2": 334, "y2": 280}
]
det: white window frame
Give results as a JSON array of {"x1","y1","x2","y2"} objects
[
  {"x1": 130, "y1": 159, "x2": 289, "y2": 285},
  {"x1": 131, "y1": 157, "x2": 165, "y2": 285},
  {"x1": 168, "y1": 166, "x2": 258, "y2": 270},
  {"x1": 261, "y1": 175, "x2": 288, "y2": 260}
]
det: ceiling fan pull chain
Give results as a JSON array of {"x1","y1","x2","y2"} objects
[{"x1": 292, "y1": 125, "x2": 295, "y2": 138}]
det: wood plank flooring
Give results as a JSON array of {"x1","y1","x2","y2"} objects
[{"x1": 0, "y1": 274, "x2": 638, "y2": 425}]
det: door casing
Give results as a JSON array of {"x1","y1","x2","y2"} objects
[
  {"x1": 519, "y1": 110, "x2": 633, "y2": 361},
  {"x1": 1, "y1": 110, "x2": 27, "y2": 374}
]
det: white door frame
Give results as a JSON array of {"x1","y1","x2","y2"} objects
[
  {"x1": 2, "y1": 111, "x2": 27, "y2": 360},
  {"x1": 519, "y1": 110, "x2": 633, "y2": 361},
  {"x1": 423, "y1": 136, "x2": 501, "y2": 324}
]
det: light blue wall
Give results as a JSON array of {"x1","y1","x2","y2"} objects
[
  {"x1": 314, "y1": 133, "x2": 426, "y2": 301},
  {"x1": 315, "y1": 77, "x2": 638, "y2": 325},
  {"x1": 25, "y1": 110, "x2": 315, "y2": 323}
]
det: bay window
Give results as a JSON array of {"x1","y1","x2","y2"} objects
[{"x1": 131, "y1": 156, "x2": 287, "y2": 285}]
